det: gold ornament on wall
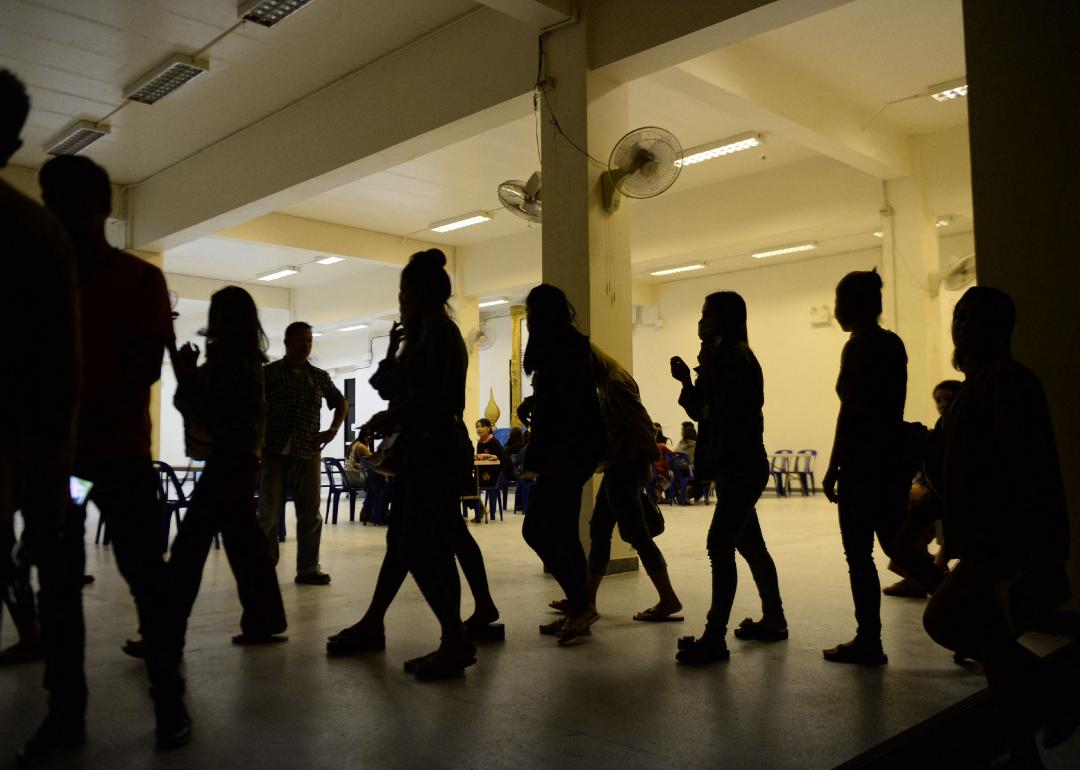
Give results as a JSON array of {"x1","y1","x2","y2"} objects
[{"x1": 484, "y1": 388, "x2": 501, "y2": 424}]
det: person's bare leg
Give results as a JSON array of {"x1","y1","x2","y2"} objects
[{"x1": 644, "y1": 566, "x2": 682, "y2": 615}]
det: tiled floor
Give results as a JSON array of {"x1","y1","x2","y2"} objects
[{"x1": 1, "y1": 493, "x2": 1076, "y2": 768}]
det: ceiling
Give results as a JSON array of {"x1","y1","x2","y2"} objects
[{"x1": 3, "y1": 0, "x2": 479, "y2": 182}]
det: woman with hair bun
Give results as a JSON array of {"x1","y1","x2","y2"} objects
[
  {"x1": 333, "y1": 249, "x2": 489, "y2": 679},
  {"x1": 822, "y1": 269, "x2": 943, "y2": 665}
]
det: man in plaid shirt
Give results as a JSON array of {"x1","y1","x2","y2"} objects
[{"x1": 258, "y1": 322, "x2": 348, "y2": 584}]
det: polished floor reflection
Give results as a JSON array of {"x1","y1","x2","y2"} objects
[{"x1": 1, "y1": 494, "x2": 1076, "y2": 768}]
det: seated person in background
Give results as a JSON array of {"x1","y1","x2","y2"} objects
[
  {"x1": 675, "y1": 421, "x2": 697, "y2": 463},
  {"x1": 883, "y1": 379, "x2": 963, "y2": 599},
  {"x1": 475, "y1": 418, "x2": 504, "y2": 462},
  {"x1": 503, "y1": 426, "x2": 525, "y2": 479},
  {"x1": 344, "y1": 436, "x2": 372, "y2": 488},
  {"x1": 653, "y1": 424, "x2": 673, "y2": 502}
]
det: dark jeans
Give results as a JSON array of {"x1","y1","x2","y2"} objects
[
  {"x1": 588, "y1": 462, "x2": 666, "y2": 576},
  {"x1": 1, "y1": 517, "x2": 36, "y2": 631},
  {"x1": 169, "y1": 453, "x2": 286, "y2": 642},
  {"x1": 77, "y1": 458, "x2": 182, "y2": 704},
  {"x1": 838, "y1": 463, "x2": 945, "y2": 641},
  {"x1": 706, "y1": 462, "x2": 783, "y2": 637},
  {"x1": 521, "y1": 473, "x2": 590, "y2": 614},
  {"x1": 386, "y1": 471, "x2": 463, "y2": 636}
]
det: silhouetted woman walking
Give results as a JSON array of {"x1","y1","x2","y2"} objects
[
  {"x1": 520, "y1": 284, "x2": 606, "y2": 644},
  {"x1": 169, "y1": 286, "x2": 287, "y2": 656},
  {"x1": 670, "y1": 291, "x2": 786, "y2": 664},
  {"x1": 821, "y1": 269, "x2": 942, "y2": 665}
]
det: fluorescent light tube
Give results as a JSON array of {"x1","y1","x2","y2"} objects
[
  {"x1": 873, "y1": 231, "x2": 884, "y2": 238},
  {"x1": 239, "y1": 0, "x2": 318, "y2": 27},
  {"x1": 312, "y1": 332, "x2": 324, "y2": 337},
  {"x1": 478, "y1": 299, "x2": 509, "y2": 308},
  {"x1": 928, "y1": 77, "x2": 968, "y2": 102},
  {"x1": 43, "y1": 119, "x2": 110, "y2": 156},
  {"x1": 257, "y1": 267, "x2": 298, "y2": 281},
  {"x1": 650, "y1": 263, "x2": 706, "y2": 276},
  {"x1": 675, "y1": 132, "x2": 762, "y2": 167},
  {"x1": 751, "y1": 243, "x2": 817, "y2": 259},
  {"x1": 430, "y1": 212, "x2": 492, "y2": 233},
  {"x1": 124, "y1": 53, "x2": 209, "y2": 105},
  {"x1": 339, "y1": 324, "x2": 368, "y2": 332},
  {"x1": 315, "y1": 256, "x2": 344, "y2": 265},
  {"x1": 935, "y1": 215, "x2": 953, "y2": 228}
]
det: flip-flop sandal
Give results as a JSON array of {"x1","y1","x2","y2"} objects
[
  {"x1": 556, "y1": 611, "x2": 600, "y2": 645},
  {"x1": 232, "y1": 633, "x2": 288, "y2": 646},
  {"x1": 675, "y1": 635, "x2": 730, "y2": 665},
  {"x1": 633, "y1": 609, "x2": 685, "y2": 623},
  {"x1": 732, "y1": 617, "x2": 788, "y2": 641},
  {"x1": 403, "y1": 651, "x2": 438, "y2": 673},
  {"x1": 465, "y1": 622, "x2": 505, "y2": 641},
  {"x1": 412, "y1": 652, "x2": 477, "y2": 680},
  {"x1": 548, "y1": 598, "x2": 570, "y2": 614},
  {"x1": 326, "y1": 631, "x2": 386, "y2": 655},
  {"x1": 539, "y1": 618, "x2": 565, "y2": 636}
]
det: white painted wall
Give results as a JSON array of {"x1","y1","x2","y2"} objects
[{"x1": 476, "y1": 314, "x2": 514, "y2": 428}]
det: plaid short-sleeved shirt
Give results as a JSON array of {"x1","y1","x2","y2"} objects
[{"x1": 263, "y1": 359, "x2": 344, "y2": 458}]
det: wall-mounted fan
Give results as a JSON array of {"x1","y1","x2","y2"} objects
[
  {"x1": 930, "y1": 253, "x2": 976, "y2": 296},
  {"x1": 466, "y1": 323, "x2": 497, "y2": 353},
  {"x1": 601, "y1": 127, "x2": 683, "y2": 212},
  {"x1": 498, "y1": 171, "x2": 542, "y2": 223}
]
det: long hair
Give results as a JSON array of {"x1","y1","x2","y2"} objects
[
  {"x1": 523, "y1": 283, "x2": 578, "y2": 376},
  {"x1": 703, "y1": 291, "x2": 749, "y2": 345},
  {"x1": 202, "y1": 286, "x2": 269, "y2": 364}
]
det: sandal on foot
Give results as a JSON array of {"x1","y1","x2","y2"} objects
[
  {"x1": 823, "y1": 638, "x2": 887, "y2": 666},
  {"x1": 327, "y1": 630, "x2": 385, "y2": 655},
  {"x1": 403, "y1": 651, "x2": 438, "y2": 673},
  {"x1": 633, "y1": 608, "x2": 685, "y2": 623},
  {"x1": 539, "y1": 618, "x2": 565, "y2": 636},
  {"x1": 121, "y1": 638, "x2": 145, "y2": 659},
  {"x1": 676, "y1": 635, "x2": 730, "y2": 665},
  {"x1": 412, "y1": 641, "x2": 478, "y2": 680},
  {"x1": 548, "y1": 598, "x2": 570, "y2": 614},
  {"x1": 232, "y1": 633, "x2": 288, "y2": 646},
  {"x1": 465, "y1": 621, "x2": 505, "y2": 642},
  {"x1": 732, "y1": 617, "x2": 788, "y2": 641},
  {"x1": 556, "y1": 612, "x2": 599, "y2": 645}
]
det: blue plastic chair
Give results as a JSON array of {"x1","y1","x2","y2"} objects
[
  {"x1": 794, "y1": 449, "x2": 818, "y2": 496},
  {"x1": 668, "y1": 452, "x2": 693, "y2": 505},
  {"x1": 492, "y1": 427, "x2": 511, "y2": 446},
  {"x1": 510, "y1": 452, "x2": 533, "y2": 514},
  {"x1": 323, "y1": 457, "x2": 363, "y2": 524},
  {"x1": 478, "y1": 465, "x2": 504, "y2": 521},
  {"x1": 359, "y1": 460, "x2": 390, "y2": 525}
]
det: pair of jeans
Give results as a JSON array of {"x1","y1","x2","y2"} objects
[
  {"x1": 521, "y1": 473, "x2": 590, "y2": 614},
  {"x1": 257, "y1": 454, "x2": 323, "y2": 574},
  {"x1": 386, "y1": 469, "x2": 463, "y2": 636},
  {"x1": 77, "y1": 458, "x2": 183, "y2": 705},
  {"x1": 706, "y1": 461, "x2": 783, "y2": 638},
  {"x1": 169, "y1": 453, "x2": 286, "y2": 642},
  {"x1": 838, "y1": 461, "x2": 944, "y2": 641},
  {"x1": 588, "y1": 462, "x2": 666, "y2": 576}
]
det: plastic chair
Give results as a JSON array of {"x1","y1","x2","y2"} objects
[
  {"x1": 668, "y1": 452, "x2": 693, "y2": 505},
  {"x1": 768, "y1": 450, "x2": 794, "y2": 497},
  {"x1": 154, "y1": 461, "x2": 190, "y2": 551},
  {"x1": 645, "y1": 463, "x2": 666, "y2": 504},
  {"x1": 478, "y1": 465, "x2": 504, "y2": 521},
  {"x1": 323, "y1": 457, "x2": 363, "y2": 524},
  {"x1": 492, "y1": 427, "x2": 511, "y2": 446},
  {"x1": 510, "y1": 452, "x2": 532, "y2": 515},
  {"x1": 359, "y1": 461, "x2": 390, "y2": 525},
  {"x1": 794, "y1": 449, "x2": 817, "y2": 496}
]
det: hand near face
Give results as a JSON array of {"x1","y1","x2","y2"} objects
[
  {"x1": 174, "y1": 342, "x2": 200, "y2": 381},
  {"x1": 669, "y1": 356, "x2": 692, "y2": 386},
  {"x1": 387, "y1": 322, "x2": 404, "y2": 358}
]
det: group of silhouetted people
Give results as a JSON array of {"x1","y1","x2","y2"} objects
[{"x1": 2, "y1": 65, "x2": 1076, "y2": 768}]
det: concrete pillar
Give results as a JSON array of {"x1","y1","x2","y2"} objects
[
  {"x1": 541, "y1": 23, "x2": 637, "y2": 573},
  {"x1": 962, "y1": 0, "x2": 1080, "y2": 604},
  {"x1": 131, "y1": 249, "x2": 167, "y2": 459},
  {"x1": 882, "y1": 176, "x2": 945, "y2": 426}
]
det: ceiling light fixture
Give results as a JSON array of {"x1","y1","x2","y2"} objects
[
  {"x1": 43, "y1": 119, "x2": 111, "y2": 156},
  {"x1": 928, "y1": 77, "x2": 968, "y2": 102},
  {"x1": 312, "y1": 332, "x2": 324, "y2": 337},
  {"x1": 873, "y1": 231, "x2": 884, "y2": 238},
  {"x1": 315, "y1": 256, "x2": 344, "y2": 265},
  {"x1": 650, "y1": 263, "x2": 706, "y2": 277},
  {"x1": 935, "y1": 215, "x2": 954, "y2": 228},
  {"x1": 751, "y1": 243, "x2": 817, "y2": 259},
  {"x1": 674, "y1": 132, "x2": 762, "y2": 167},
  {"x1": 478, "y1": 298, "x2": 509, "y2": 308},
  {"x1": 429, "y1": 211, "x2": 492, "y2": 233},
  {"x1": 257, "y1": 267, "x2": 298, "y2": 281},
  {"x1": 339, "y1": 324, "x2": 368, "y2": 332},
  {"x1": 239, "y1": 0, "x2": 318, "y2": 27},
  {"x1": 124, "y1": 53, "x2": 209, "y2": 105}
]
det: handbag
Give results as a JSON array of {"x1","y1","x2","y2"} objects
[
  {"x1": 641, "y1": 490, "x2": 665, "y2": 537},
  {"x1": 370, "y1": 432, "x2": 404, "y2": 477}
]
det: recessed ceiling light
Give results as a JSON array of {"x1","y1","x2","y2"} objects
[
  {"x1": 124, "y1": 53, "x2": 209, "y2": 105},
  {"x1": 339, "y1": 324, "x2": 368, "y2": 332},
  {"x1": 674, "y1": 133, "x2": 762, "y2": 167},
  {"x1": 873, "y1": 231, "x2": 884, "y2": 238},
  {"x1": 238, "y1": 0, "x2": 318, "y2": 27},
  {"x1": 751, "y1": 243, "x2": 817, "y2": 259},
  {"x1": 650, "y1": 263, "x2": 706, "y2": 276},
  {"x1": 257, "y1": 267, "x2": 298, "y2": 281},
  {"x1": 478, "y1": 298, "x2": 509, "y2": 308},
  {"x1": 928, "y1": 77, "x2": 968, "y2": 102},
  {"x1": 43, "y1": 119, "x2": 110, "y2": 156},
  {"x1": 316, "y1": 256, "x2": 344, "y2": 265},
  {"x1": 430, "y1": 212, "x2": 492, "y2": 233}
]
